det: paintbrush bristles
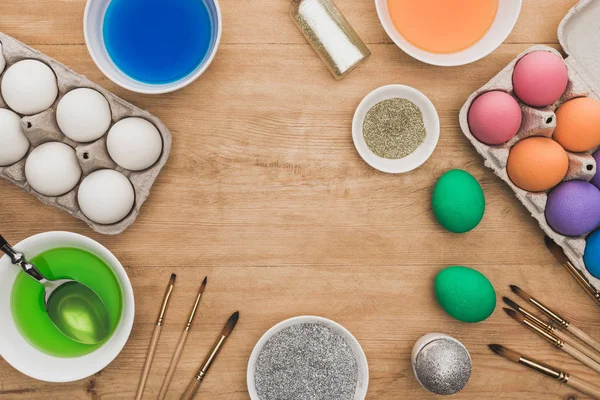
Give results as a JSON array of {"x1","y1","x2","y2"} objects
[
  {"x1": 510, "y1": 285, "x2": 532, "y2": 301},
  {"x1": 169, "y1": 273, "x2": 177, "y2": 285},
  {"x1": 503, "y1": 308, "x2": 516, "y2": 318},
  {"x1": 199, "y1": 276, "x2": 207, "y2": 294},
  {"x1": 489, "y1": 344, "x2": 521, "y2": 363},
  {"x1": 545, "y1": 236, "x2": 570, "y2": 265},
  {"x1": 222, "y1": 311, "x2": 239, "y2": 337},
  {"x1": 503, "y1": 307, "x2": 526, "y2": 323},
  {"x1": 502, "y1": 296, "x2": 520, "y2": 311}
]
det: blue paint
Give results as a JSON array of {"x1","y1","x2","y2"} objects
[
  {"x1": 103, "y1": 0, "x2": 214, "y2": 84},
  {"x1": 584, "y1": 229, "x2": 600, "y2": 279}
]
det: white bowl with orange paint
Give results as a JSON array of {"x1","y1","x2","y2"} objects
[{"x1": 375, "y1": 0, "x2": 522, "y2": 66}]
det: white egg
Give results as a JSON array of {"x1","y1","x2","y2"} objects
[
  {"x1": 0, "y1": 109, "x2": 30, "y2": 166},
  {"x1": 1, "y1": 59, "x2": 58, "y2": 115},
  {"x1": 78, "y1": 169, "x2": 135, "y2": 224},
  {"x1": 107, "y1": 118, "x2": 162, "y2": 171},
  {"x1": 56, "y1": 88, "x2": 112, "y2": 142},
  {"x1": 0, "y1": 43, "x2": 6, "y2": 75},
  {"x1": 25, "y1": 142, "x2": 81, "y2": 196}
]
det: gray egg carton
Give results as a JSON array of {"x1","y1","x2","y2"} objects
[
  {"x1": 0, "y1": 32, "x2": 171, "y2": 235},
  {"x1": 459, "y1": 0, "x2": 600, "y2": 289}
]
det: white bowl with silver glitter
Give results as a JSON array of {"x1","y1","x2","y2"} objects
[
  {"x1": 247, "y1": 316, "x2": 369, "y2": 400},
  {"x1": 352, "y1": 84, "x2": 439, "y2": 174}
]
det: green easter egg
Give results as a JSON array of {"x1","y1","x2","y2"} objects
[
  {"x1": 434, "y1": 266, "x2": 496, "y2": 323},
  {"x1": 432, "y1": 169, "x2": 485, "y2": 233}
]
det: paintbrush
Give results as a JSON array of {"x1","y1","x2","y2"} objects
[
  {"x1": 181, "y1": 311, "x2": 240, "y2": 400},
  {"x1": 489, "y1": 344, "x2": 600, "y2": 399},
  {"x1": 510, "y1": 285, "x2": 600, "y2": 353},
  {"x1": 545, "y1": 236, "x2": 600, "y2": 308},
  {"x1": 503, "y1": 308, "x2": 600, "y2": 374},
  {"x1": 135, "y1": 273, "x2": 177, "y2": 400},
  {"x1": 158, "y1": 277, "x2": 208, "y2": 400},
  {"x1": 503, "y1": 297, "x2": 600, "y2": 365}
]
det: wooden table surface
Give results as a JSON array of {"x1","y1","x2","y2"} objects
[{"x1": 1, "y1": 0, "x2": 599, "y2": 398}]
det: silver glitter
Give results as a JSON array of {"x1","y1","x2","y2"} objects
[
  {"x1": 414, "y1": 338, "x2": 472, "y2": 395},
  {"x1": 290, "y1": 0, "x2": 371, "y2": 79},
  {"x1": 363, "y1": 98, "x2": 426, "y2": 159},
  {"x1": 254, "y1": 323, "x2": 359, "y2": 400}
]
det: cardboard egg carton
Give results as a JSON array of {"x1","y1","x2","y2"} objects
[
  {"x1": 0, "y1": 32, "x2": 171, "y2": 235},
  {"x1": 459, "y1": 0, "x2": 600, "y2": 289}
]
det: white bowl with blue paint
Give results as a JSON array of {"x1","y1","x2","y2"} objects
[{"x1": 84, "y1": 0, "x2": 222, "y2": 94}]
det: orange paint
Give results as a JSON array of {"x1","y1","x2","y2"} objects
[{"x1": 388, "y1": 0, "x2": 499, "y2": 54}]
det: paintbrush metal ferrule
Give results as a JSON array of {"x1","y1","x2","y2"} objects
[
  {"x1": 490, "y1": 344, "x2": 568, "y2": 382},
  {"x1": 185, "y1": 278, "x2": 207, "y2": 331},
  {"x1": 563, "y1": 261, "x2": 600, "y2": 305},
  {"x1": 504, "y1": 308, "x2": 563, "y2": 348},
  {"x1": 521, "y1": 308, "x2": 553, "y2": 332},
  {"x1": 512, "y1": 286, "x2": 570, "y2": 329},
  {"x1": 491, "y1": 344, "x2": 600, "y2": 398},
  {"x1": 191, "y1": 367, "x2": 208, "y2": 383},
  {"x1": 198, "y1": 334, "x2": 227, "y2": 376},
  {"x1": 157, "y1": 274, "x2": 176, "y2": 326},
  {"x1": 522, "y1": 317, "x2": 563, "y2": 348},
  {"x1": 186, "y1": 293, "x2": 203, "y2": 330},
  {"x1": 194, "y1": 312, "x2": 239, "y2": 379},
  {"x1": 528, "y1": 297, "x2": 570, "y2": 329},
  {"x1": 518, "y1": 356, "x2": 569, "y2": 382},
  {"x1": 545, "y1": 235, "x2": 600, "y2": 307},
  {"x1": 503, "y1": 297, "x2": 553, "y2": 331}
]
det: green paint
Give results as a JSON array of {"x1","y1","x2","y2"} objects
[
  {"x1": 434, "y1": 266, "x2": 496, "y2": 323},
  {"x1": 432, "y1": 169, "x2": 485, "y2": 233},
  {"x1": 47, "y1": 281, "x2": 111, "y2": 345},
  {"x1": 10, "y1": 247, "x2": 122, "y2": 357}
]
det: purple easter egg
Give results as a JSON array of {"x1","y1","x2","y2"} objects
[
  {"x1": 591, "y1": 150, "x2": 600, "y2": 189},
  {"x1": 546, "y1": 180, "x2": 600, "y2": 236}
]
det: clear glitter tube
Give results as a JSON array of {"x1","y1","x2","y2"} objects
[{"x1": 290, "y1": 0, "x2": 371, "y2": 80}]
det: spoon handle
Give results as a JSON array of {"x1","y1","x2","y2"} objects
[{"x1": 0, "y1": 234, "x2": 46, "y2": 282}]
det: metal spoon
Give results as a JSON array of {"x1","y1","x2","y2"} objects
[{"x1": 0, "y1": 234, "x2": 110, "y2": 345}]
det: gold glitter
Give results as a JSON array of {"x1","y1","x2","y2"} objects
[
  {"x1": 363, "y1": 98, "x2": 426, "y2": 159},
  {"x1": 290, "y1": 0, "x2": 371, "y2": 80}
]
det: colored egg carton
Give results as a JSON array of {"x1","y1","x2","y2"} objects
[
  {"x1": 459, "y1": 0, "x2": 600, "y2": 289},
  {"x1": 0, "y1": 32, "x2": 172, "y2": 235}
]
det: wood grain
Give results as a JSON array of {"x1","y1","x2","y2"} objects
[
  {"x1": 158, "y1": 329, "x2": 190, "y2": 400},
  {"x1": 566, "y1": 376, "x2": 600, "y2": 400},
  {"x1": 135, "y1": 325, "x2": 163, "y2": 400},
  {"x1": 1, "y1": 0, "x2": 599, "y2": 399},
  {"x1": 560, "y1": 342, "x2": 600, "y2": 375}
]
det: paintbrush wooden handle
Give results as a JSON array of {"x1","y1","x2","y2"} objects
[
  {"x1": 567, "y1": 375, "x2": 600, "y2": 399},
  {"x1": 562, "y1": 342, "x2": 600, "y2": 374},
  {"x1": 158, "y1": 329, "x2": 190, "y2": 400},
  {"x1": 180, "y1": 377, "x2": 202, "y2": 400},
  {"x1": 555, "y1": 329, "x2": 600, "y2": 365},
  {"x1": 135, "y1": 324, "x2": 163, "y2": 400},
  {"x1": 569, "y1": 324, "x2": 600, "y2": 353}
]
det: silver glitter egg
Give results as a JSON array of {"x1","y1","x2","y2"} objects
[{"x1": 411, "y1": 333, "x2": 472, "y2": 395}]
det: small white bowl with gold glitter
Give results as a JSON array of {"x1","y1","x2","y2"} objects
[{"x1": 352, "y1": 84, "x2": 439, "y2": 174}]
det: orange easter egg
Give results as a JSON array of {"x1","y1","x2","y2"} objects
[
  {"x1": 554, "y1": 97, "x2": 600, "y2": 152},
  {"x1": 507, "y1": 137, "x2": 569, "y2": 192}
]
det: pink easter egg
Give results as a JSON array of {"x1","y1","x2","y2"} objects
[
  {"x1": 467, "y1": 91, "x2": 522, "y2": 145},
  {"x1": 512, "y1": 51, "x2": 568, "y2": 107}
]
